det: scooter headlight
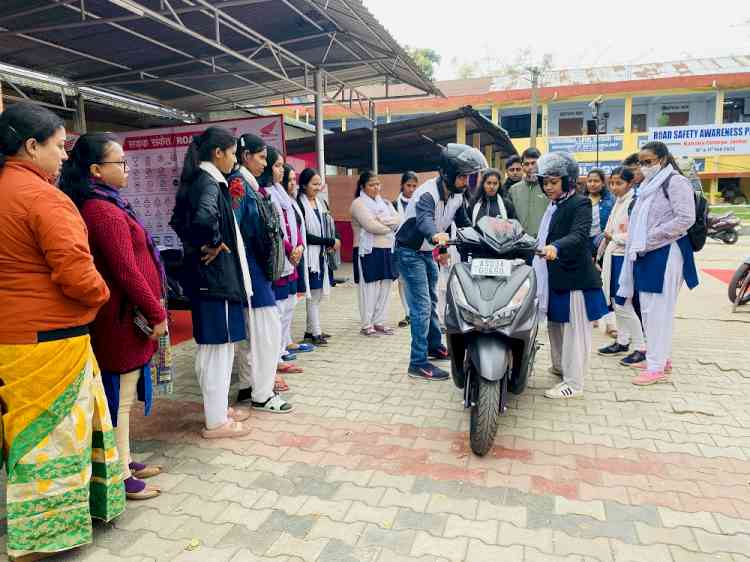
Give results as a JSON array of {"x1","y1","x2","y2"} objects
[{"x1": 453, "y1": 277, "x2": 531, "y2": 331}]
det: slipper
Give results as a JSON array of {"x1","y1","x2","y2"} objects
[
  {"x1": 228, "y1": 406, "x2": 251, "y2": 422},
  {"x1": 544, "y1": 382, "x2": 583, "y2": 400},
  {"x1": 125, "y1": 476, "x2": 161, "y2": 500},
  {"x1": 374, "y1": 325, "x2": 395, "y2": 336},
  {"x1": 288, "y1": 343, "x2": 315, "y2": 353},
  {"x1": 252, "y1": 394, "x2": 293, "y2": 414},
  {"x1": 360, "y1": 327, "x2": 381, "y2": 337},
  {"x1": 277, "y1": 363, "x2": 303, "y2": 374},
  {"x1": 201, "y1": 420, "x2": 251, "y2": 439},
  {"x1": 129, "y1": 462, "x2": 162, "y2": 479},
  {"x1": 274, "y1": 376, "x2": 289, "y2": 392}
]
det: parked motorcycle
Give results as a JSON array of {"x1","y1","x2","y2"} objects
[
  {"x1": 445, "y1": 217, "x2": 539, "y2": 456},
  {"x1": 729, "y1": 257, "x2": 750, "y2": 312},
  {"x1": 707, "y1": 212, "x2": 742, "y2": 244}
]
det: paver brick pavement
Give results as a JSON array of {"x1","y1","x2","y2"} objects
[{"x1": 2, "y1": 241, "x2": 750, "y2": 561}]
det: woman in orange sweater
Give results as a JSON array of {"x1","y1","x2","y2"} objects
[{"x1": 0, "y1": 102, "x2": 124, "y2": 560}]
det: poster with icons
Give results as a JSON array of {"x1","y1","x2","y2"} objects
[{"x1": 115, "y1": 115, "x2": 285, "y2": 249}]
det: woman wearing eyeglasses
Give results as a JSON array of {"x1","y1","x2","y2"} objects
[
  {"x1": 60, "y1": 133, "x2": 168, "y2": 501},
  {"x1": 616, "y1": 141, "x2": 699, "y2": 386}
]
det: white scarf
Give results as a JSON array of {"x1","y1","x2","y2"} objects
[
  {"x1": 472, "y1": 195, "x2": 508, "y2": 225},
  {"x1": 238, "y1": 165, "x2": 260, "y2": 192},
  {"x1": 600, "y1": 189, "x2": 633, "y2": 303},
  {"x1": 532, "y1": 202, "x2": 556, "y2": 318},
  {"x1": 268, "y1": 182, "x2": 300, "y2": 278},
  {"x1": 358, "y1": 193, "x2": 396, "y2": 257},
  {"x1": 300, "y1": 194, "x2": 331, "y2": 295},
  {"x1": 617, "y1": 165, "x2": 675, "y2": 300},
  {"x1": 198, "y1": 162, "x2": 253, "y2": 300},
  {"x1": 396, "y1": 194, "x2": 410, "y2": 220}
]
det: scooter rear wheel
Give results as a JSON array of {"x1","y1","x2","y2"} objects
[
  {"x1": 723, "y1": 231, "x2": 739, "y2": 245},
  {"x1": 729, "y1": 263, "x2": 750, "y2": 310},
  {"x1": 469, "y1": 370, "x2": 504, "y2": 457}
]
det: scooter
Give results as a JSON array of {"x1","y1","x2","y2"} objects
[
  {"x1": 708, "y1": 212, "x2": 742, "y2": 245},
  {"x1": 729, "y1": 256, "x2": 750, "y2": 312},
  {"x1": 444, "y1": 217, "x2": 539, "y2": 456}
]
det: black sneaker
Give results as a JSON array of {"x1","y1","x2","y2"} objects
[
  {"x1": 598, "y1": 343, "x2": 630, "y2": 357},
  {"x1": 620, "y1": 350, "x2": 646, "y2": 366},
  {"x1": 236, "y1": 387, "x2": 253, "y2": 403},
  {"x1": 398, "y1": 316, "x2": 410, "y2": 328},
  {"x1": 311, "y1": 335, "x2": 328, "y2": 346},
  {"x1": 408, "y1": 363, "x2": 449, "y2": 381},
  {"x1": 428, "y1": 345, "x2": 449, "y2": 361}
]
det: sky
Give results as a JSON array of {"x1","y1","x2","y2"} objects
[{"x1": 365, "y1": 0, "x2": 750, "y2": 81}]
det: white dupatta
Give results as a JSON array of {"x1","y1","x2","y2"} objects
[
  {"x1": 357, "y1": 193, "x2": 396, "y2": 257},
  {"x1": 617, "y1": 165, "x2": 675, "y2": 300},
  {"x1": 600, "y1": 189, "x2": 633, "y2": 304},
  {"x1": 299, "y1": 194, "x2": 331, "y2": 296}
]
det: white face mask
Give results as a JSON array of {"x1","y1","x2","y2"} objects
[{"x1": 641, "y1": 163, "x2": 661, "y2": 182}]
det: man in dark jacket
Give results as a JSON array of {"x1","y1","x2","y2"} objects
[{"x1": 501, "y1": 155, "x2": 523, "y2": 197}]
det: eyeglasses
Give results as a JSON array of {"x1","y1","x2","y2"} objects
[{"x1": 99, "y1": 161, "x2": 129, "y2": 172}]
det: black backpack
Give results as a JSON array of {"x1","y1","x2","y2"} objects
[
  {"x1": 661, "y1": 173, "x2": 708, "y2": 252},
  {"x1": 255, "y1": 191, "x2": 286, "y2": 282}
]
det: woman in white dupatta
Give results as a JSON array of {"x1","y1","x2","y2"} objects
[
  {"x1": 298, "y1": 168, "x2": 339, "y2": 346},
  {"x1": 595, "y1": 166, "x2": 646, "y2": 366},
  {"x1": 351, "y1": 171, "x2": 400, "y2": 336}
]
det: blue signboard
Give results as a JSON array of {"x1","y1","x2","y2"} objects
[
  {"x1": 548, "y1": 135, "x2": 624, "y2": 153},
  {"x1": 577, "y1": 158, "x2": 705, "y2": 176}
]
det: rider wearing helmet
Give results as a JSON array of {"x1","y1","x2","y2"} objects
[
  {"x1": 395, "y1": 143, "x2": 487, "y2": 381},
  {"x1": 533, "y1": 152, "x2": 608, "y2": 400}
]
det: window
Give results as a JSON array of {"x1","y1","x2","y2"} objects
[
  {"x1": 631, "y1": 114, "x2": 647, "y2": 133},
  {"x1": 500, "y1": 113, "x2": 542, "y2": 138},
  {"x1": 724, "y1": 97, "x2": 749, "y2": 123},
  {"x1": 666, "y1": 112, "x2": 689, "y2": 126},
  {"x1": 559, "y1": 118, "x2": 583, "y2": 136}
]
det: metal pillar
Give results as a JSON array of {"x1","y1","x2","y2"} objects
[
  {"x1": 370, "y1": 101, "x2": 378, "y2": 174},
  {"x1": 74, "y1": 93, "x2": 87, "y2": 133},
  {"x1": 529, "y1": 67, "x2": 540, "y2": 148},
  {"x1": 314, "y1": 68, "x2": 325, "y2": 180}
]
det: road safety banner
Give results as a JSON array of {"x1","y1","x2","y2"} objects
[
  {"x1": 648, "y1": 123, "x2": 750, "y2": 157},
  {"x1": 116, "y1": 116, "x2": 284, "y2": 249}
]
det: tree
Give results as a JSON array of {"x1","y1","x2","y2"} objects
[
  {"x1": 404, "y1": 46, "x2": 441, "y2": 81},
  {"x1": 449, "y1": 46, "x2": 554, "y2": 82}
]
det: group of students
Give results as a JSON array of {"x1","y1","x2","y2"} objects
[
  {"x1": 170, "y1": 127, "x2": 343, "y2": 440},
  {"x1": 377, "y1": 141, "x2": 699, "y2": 399},
  {"x1": 0, "y1": 102, "x2": 345, "y2": 560}
]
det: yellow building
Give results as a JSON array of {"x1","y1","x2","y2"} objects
[{"x1": 296, "y1": 56, "x2": 750, "y2": 204}]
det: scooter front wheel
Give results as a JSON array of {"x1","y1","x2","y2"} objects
[
  {"x1": 723, "y1": 231, "x2": 739, "y2": 245},
  {"x1": 469, "y1": 372, "x2": 505, "y2": 457}
]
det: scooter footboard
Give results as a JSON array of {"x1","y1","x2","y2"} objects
[{"x1": 468, "y1": 335, "x2": 510, "y2": 382}]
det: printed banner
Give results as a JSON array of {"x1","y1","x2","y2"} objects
[
  {"x1": 116, "y1": 116, "x2": 284, "y2": 249},
  {"x1": 649, "y1": 123, "x2": 750, "y2": 156},
  {"x1": 548, "y1": 135, "x2": 624, "y2": 153},
  {"x1": 577, "y1": 158, "x2": 705, "y2": 176}
]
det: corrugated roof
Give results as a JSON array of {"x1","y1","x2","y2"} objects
[{"x1": 0, "y1": 0, "x2": 441, "y2": 115}]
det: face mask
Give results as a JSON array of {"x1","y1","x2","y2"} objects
[{"x1": 641, "y1": 163, "x2": 660, "y2": 182}]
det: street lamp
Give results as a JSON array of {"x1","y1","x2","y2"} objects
[{"x1": 589, "y1": 96, "x2": 603, "y2": 167}]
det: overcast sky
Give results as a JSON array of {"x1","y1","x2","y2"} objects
[{"x1": 365, "y1": 0, "x2": 750, "y2": 80}]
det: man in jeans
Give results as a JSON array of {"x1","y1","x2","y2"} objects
[{"x1": 395, "y1": 144, "x2": 487, "y2": 381}]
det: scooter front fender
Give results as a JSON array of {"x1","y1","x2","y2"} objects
[{"x1": 468, "y1": 335, "x2": 509, "y2": 382}]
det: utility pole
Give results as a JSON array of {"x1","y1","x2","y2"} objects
[{"x1": 529, "y1": 66, "x2": 541, "y2": 148}]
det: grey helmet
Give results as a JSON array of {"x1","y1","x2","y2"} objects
[
  {"x1": 536, "y1": 152, "x2": 579, "y2": 192},
  {"x1": 439, "y1": 143, "x2": 488, "y2": 193}
]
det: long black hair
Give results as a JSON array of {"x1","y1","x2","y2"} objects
[
  {"x1": 298, "y1": 167, "x2": 320, "y2": 198},
  {"x1": 471, "y1": 168, "x2": 503, "y2": 207},
  {"x1": 0, "y1": 102, "x2": 64, "y2": 169},
  {"x1": 585, "y1": 168, "x2": 609, "y2": 196},
  {"x1": 640, "y1": 141, "x2": 684, "y2": 176},
  {"x1": 258, "y1": 146, "x2": 281, "y2": 188},
  {"x1": 236, "y1": 133, "x2": 266, "y2": 169},
  {"x1": 355, "y1": 170, "x2": 378, "y2": 199},
  {"x1": 59, "y1": 133, "x2": 119, "y2": 207},
  {"x1": 282, "y1": 163, "x2": 296, "y2": 195},
  {"x1": 179, "y1": 126, "x2": 235, "y2": 189},
  {"x1": 400, "y1": 171, "x2": 418, "y2": 191}
]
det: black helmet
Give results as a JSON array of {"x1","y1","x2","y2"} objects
[
  {"x1": 439, "y1": 143, "x2": 488, "y2": 193},
  {"x1": 536, "y1": 152, "x2": 579, "y2": 192}
]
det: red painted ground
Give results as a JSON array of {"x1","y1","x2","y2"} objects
[
  {"x1": 168, "y1": 310, "x2": 193, "y2": 346},
  {"x1": 703, "y1": 268, "x2": 734, "y2": 284}
]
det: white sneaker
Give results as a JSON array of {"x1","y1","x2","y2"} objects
[{"x1": 544, "y1": 382, "x2": 582, "y2": 399}]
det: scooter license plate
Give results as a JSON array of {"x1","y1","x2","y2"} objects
[{"x1": 470, "y1": 258, "x2": 512, "y2": 277}]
